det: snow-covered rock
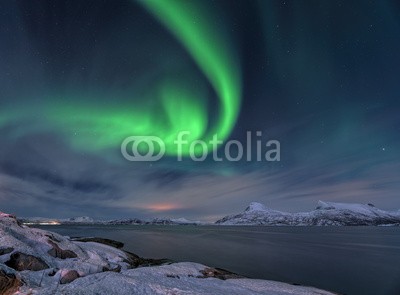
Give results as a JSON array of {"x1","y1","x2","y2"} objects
[
  {"x1": 245, "y1": 202, "x2": 269, "y2": 212},
  {"x1": 216, "y1": 201, "x2": 400, "y2": 226},
  {"x1": 0, "y1": 213, "x2": 134, "y2": 273},
  {"x1": 0, "y1": 212, "x2": 168, "y2": 293},
  {"x1": 38, "y1": 262, "x2": 335, "y2": 295},
  {"x1": 0, "y1": 211, "x2": 334, "y2": 294}
]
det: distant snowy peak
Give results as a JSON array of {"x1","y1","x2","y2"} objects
[
  {"x1": 245, "y1": 202, "x2": 269, "y2": 212},
  {"x1": 316, "y1": 200, "x2": 379, "y2": 213},
  {"x1": 216, "y1": 201, "x2": 400, "y2": 226},
  {"x1": 244, "y1": 202, "x2": 286, "y2": 215},
  {"x1": 107, "y1": 218, "x2": 144, "y2": 225},
  {"x1": 149, "y1": 218, "x2": 201, "y2": 225},
  {"x1": 64, "y1": 216, "x2": 95, "y2": 223}
]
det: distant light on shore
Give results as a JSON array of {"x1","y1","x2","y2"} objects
[{"x1": 23, "y1": 221, "x2": 61, "y2": 226}]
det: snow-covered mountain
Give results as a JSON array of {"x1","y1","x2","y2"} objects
[
  {"x1": 150, "y1": 217, "x2": 202, "y2": 225},
  {"x1": 63, "y1": 216, "x2": 95, "y2": 223},
  {"x1": 107, "y1": 217, "x2": 202, "y2": 225},
  {"x1": 20, "y1": 201, "x2": 400, "y2": 227},
  {"x1": 106, "y1": 218, "x2": 144, "y2": 225},
  {"x1": 20, "y1": 216, "x2": 203, "y2": 226},
  {"x1": 216, "y1": 201, "x2": 400, "y2": 226}
]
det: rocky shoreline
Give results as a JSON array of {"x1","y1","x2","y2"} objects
[{"x1": 1, "y1": 212, "x2": 335, "y2": 295}]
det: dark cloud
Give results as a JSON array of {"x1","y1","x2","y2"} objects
[{"x1": 0, "y1": 162, "x2": 113, "y2": 194}]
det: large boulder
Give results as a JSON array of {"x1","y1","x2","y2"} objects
[
  {"x1": 47, "y1": 241, "x2": 77, "y2": 259},
  {"x1": 0, "y1": 269, "x2": 22, "y2": 295},
  {"x1": 198, "y1": 267, "x2": 244, "y2": 280},
  {"x1": 124, "y1": 250, "x2": 172, "y2": 268},
  {"x1": 5, "y1": 252, "x2": 49, "y2": 271},
  {"x1": 60, "y1": 270, "x2": 80, "y2": 284}
]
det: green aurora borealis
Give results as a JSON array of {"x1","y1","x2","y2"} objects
[{"x1": 0, "y1": 0, "x2": 241, "y2": 156}]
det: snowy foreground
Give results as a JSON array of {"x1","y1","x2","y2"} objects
[
  {"x1": 216, "y1": 201, "x2": 400, "y2": 226},
  {"x1": 0, "y1": 212, "x2": 335, "y2": 295}
]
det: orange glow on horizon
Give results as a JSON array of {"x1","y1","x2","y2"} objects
[{"x1": 142, "y1": 203, "x2": 182, "y2": 212}]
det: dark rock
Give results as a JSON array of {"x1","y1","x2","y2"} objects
[
  {"x1": 47, "y1": 240, "x2": 77, "y2": 259},
  {"x1": 198, "y1": 267, "x2": 244, "y2": 280},
  {"x1": 122, "y1": 251, "x2": 142, "y2": 268},
  {"x1": 0, "y1": 270, "x2": 22, "y2": 295},
  {"x1": 123, "y1": 250, "x2": 172, "y2": 268},
  {"x1": 45, "y1": 234, "x2": 61, "y2": 243},
  {"x1": 71, "y1": 237, "x2": 124, "y2": 249},
  {"x1": 0, "y1": 247, "x2": 14, "y2": 256},
  {"x1": 60, "y1": 270, "x2": 79, "y2": 284},
  {"x1": 5, "y1": 252, "x2": 49, "y2": 271},
  {"x1": 102, "y1": 265, "x2": 121, "y2": 273},
  {"x1": 48, "y1": 269, "x2": 58, "y2": 277},
  {"x1": 138, "y1": 258, "x2": 173, "y2": 267}
]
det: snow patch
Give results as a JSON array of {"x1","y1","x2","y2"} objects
[{"x1": 245, "y1": 202, "x2": 268, "y2": 212}]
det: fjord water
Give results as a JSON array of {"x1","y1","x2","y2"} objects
[{"x1": 38, "y1": 225, "x2": 400, "y2": 295}]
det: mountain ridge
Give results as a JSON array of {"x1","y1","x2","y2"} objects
[
  {"x1": 19, "y1": 216, "x2": 203, "y2": 226},
  {"x1": 17, "y1": 201, "x2": 400, "y2": 226},
  {"x1": 216, "y1": 201, "x2": 400, "y2": 226}
]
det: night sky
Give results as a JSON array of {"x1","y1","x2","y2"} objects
[{"x1": 0, "y1": 0, "x2": 399, "y2": 220}]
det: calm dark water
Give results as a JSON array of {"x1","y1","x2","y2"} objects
[{"x1": 36, "y1": 225, "x2": 400, "y2": 295}]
